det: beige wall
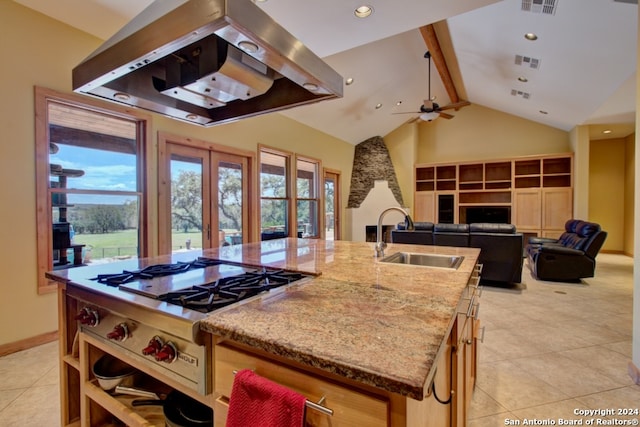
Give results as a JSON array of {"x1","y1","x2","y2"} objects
[
  {"x1": 416, "y1": 103, "x2": 571, "y2": 163},
  {"x1": 384, "y1": 123, "x2": 419, "y2": 211},
  {"x1": 589, "y1": 138, "x2": 626, "y2": 252},
  {"x1": 624, "y1": 133, "x2": 635, "y2": 256},
  {"x1": 0, "y1": 2, "x2": 354, "y2": 347}
]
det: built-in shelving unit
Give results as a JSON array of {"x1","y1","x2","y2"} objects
[{"x1": 414, "y1": 153, "x2": 573, "y2": 236}]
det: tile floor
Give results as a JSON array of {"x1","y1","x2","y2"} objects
[{"x1": 0, "y1": 253, "x2": 637, "y2": 427}]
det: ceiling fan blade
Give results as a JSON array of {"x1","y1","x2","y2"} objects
[
  {"x1": 439, "y1": 112, "x2": 454, "y2": 119},
  {"x1": 437, "y1": 100, "x2": 471, "y2": 111}
]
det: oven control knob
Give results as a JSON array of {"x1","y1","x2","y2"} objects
[
  {"x1": 142, "y1": 336, "x2": 164, "y2": 356},
  {"x1": 155, "y1": 342, "x2": 177, "y2": 363},
  {"x1": 106, "y1": 323, "x2": 129, "y2": 341},
  {"x1": 75, "y1": 307, "x2": 99, "y2": 327}
]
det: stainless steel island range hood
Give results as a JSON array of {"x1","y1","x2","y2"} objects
[{"x1": 72, "y1": 0, "x2": 343, "y2": 126}]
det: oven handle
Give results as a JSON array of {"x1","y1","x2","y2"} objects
[{"x1": 232, "y1": 370, "x2": 333, "y2": 416}]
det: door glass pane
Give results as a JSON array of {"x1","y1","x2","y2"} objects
[
  {"x1": 218, "y1": 161, "x2": 243, "y2": 246},
  {"x1": 170, "y1": 155, "x2": 203, "y2": 251},
  {"x1": 325, "y1": 177, "x2": 335, "y2": 240}
]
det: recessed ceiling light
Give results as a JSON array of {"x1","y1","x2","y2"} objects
[
  {"x1": 603, "y1": 129, "x2": 613, "y2": 134},
  {"x1": 375, "y1": 103, "x2": 383, "y2": 109},
  {"x1": 186, "y1": 114, "x2": 198, "y2": 120},
  {"x1": 524, "y1": 33, "x2": 538, "y2": 41},
  {"x1": 303, "y1": 82, "x2": 318, "y2": 92},
  {"x1": 345, "y1": 77, "x2": 354, "y2": 86},
  {"x1": 238, "y1": 41, "x2": 259, "y2": 53},
  {"x1": 114, "y1": 92, "x2": 130, "y2": 101},
  {"x1": 354, "y1": 5, "x2": 373, "y2": 18},
  {"x1": 518, "y1": 76, "x2": 528, "y2": 82}
]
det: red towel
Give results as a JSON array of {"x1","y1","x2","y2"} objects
[{"x1": 226, "y1": 369, "x2": 307, "y2": 427}]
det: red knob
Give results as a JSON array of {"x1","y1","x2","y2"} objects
[
  {"x1": 142, "y1": 336, "x2": 164, "y2": 356},
  {"x1": 106, "y1": 323, "x2": 129, "y2": 341},
  {"x1": 75, "y1": 308, "x2": 99, "y2": 326},
  {"x1": 155, "y1": 342, "x2": 177, "y2": 363}
]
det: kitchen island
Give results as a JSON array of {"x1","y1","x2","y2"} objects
[
  {"x1": 49, "y1": 238, "x2": 481, "y2": 427},
  {"x1": 202, "y1": 239, "x2": 481, "y2": 426}
]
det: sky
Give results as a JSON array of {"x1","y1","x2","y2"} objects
[{"x1": 51, "y1": 144, "x2": 138, "y2": 205}]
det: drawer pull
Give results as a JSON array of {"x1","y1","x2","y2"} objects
[{"x1": 232, "y1": 370, "x2": 334, "y2": 416}]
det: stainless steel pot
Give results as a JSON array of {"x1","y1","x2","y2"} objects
[{"x1": 92, "y1": 354, "x2": 137, "y2": 391}]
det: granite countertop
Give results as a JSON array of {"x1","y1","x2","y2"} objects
[{"x1": 200, "y1": 238, "x2": 480, "y2": 400}]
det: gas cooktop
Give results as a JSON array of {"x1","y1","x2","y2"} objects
[{"x1": 90, "y1": 257, "x2": 311, "y2": 313}]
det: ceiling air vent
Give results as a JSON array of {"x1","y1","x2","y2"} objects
[
  {"x1": 515, "y1": 55, "x2": 541, "y2": 69},
  {"x1": 613, "y1": 0, "x2": 638, "y2": 4},
  {"x1": 521, "y1": 0, "x2": 558, "y2": 15},
  {"x1": 511, "y1": 89, "x2": 531, "y2": 100}
]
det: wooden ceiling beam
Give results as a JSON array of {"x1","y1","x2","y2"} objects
[{"x1": 419, "y1": 24, "x2": 460, "y2": 105}]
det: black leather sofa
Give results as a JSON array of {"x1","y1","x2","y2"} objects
[
  {"x1": 392, "y1": 222, "x2": 523, "y2": 284},
  {"x1": 526, "y1": 219, "x2": 607, "y2": 282}
]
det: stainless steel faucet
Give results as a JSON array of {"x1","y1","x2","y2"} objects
[{"x1": 375, "y1": 207, "x2": 414, "y2": 257}]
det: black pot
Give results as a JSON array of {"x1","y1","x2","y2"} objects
[{"x1": 132, "y1": 390, "x2": 213, "y2": 427}]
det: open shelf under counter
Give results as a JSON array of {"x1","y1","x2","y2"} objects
[{"x1": 84, "y1": 381, "x2": 166, "y2": 427}]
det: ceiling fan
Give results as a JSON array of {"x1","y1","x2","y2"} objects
[{"x1": 395, "y1": 51, "x2": 470, "y2": 122}]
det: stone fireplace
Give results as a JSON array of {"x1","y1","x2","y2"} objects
[{"x1": 346, "y1": 136, "x2": 408, "y2": 241}]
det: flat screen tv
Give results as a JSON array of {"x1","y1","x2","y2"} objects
[{"x1": 463, "y1": 207, "x2": 510, "y2": 224}]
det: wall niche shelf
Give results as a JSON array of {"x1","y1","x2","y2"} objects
[{"x1": 414, "y1": 153, "x2": 573, "y2": 236}]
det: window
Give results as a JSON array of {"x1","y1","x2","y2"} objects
[
  {"x1": 296, "y1": 158, "x2": 320, "y2": 238},
  {"x1": 35, "y1": 87, "x2": 150, "y2": 292},
  {"x1": 259, "y1": 146, "x2": 322, "y2": 240},
  {"x1": 259, "y1": 148, "x2": 291, "y2": 240}
]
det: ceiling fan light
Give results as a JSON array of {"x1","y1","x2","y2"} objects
[{"x1": 420, "y1": 111, "x2": 439, "y2": 122}]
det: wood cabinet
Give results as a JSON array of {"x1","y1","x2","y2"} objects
[
  {"x1": 215, "y1": 343, "x2": 391, "y2": 427},
  {"x1": 414, "y1": 154, "x2": 573, "y2": 236}
]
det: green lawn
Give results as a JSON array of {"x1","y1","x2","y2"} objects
[{"x1": 72, "y1": 229, "x2": 204, "y2": 261}]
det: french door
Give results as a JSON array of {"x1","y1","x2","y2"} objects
[
  {"x1": 160, "y1": 143, "x2": 249, "y2": 253},
  {"x1": 324, "y1": 169, "x2": 341, "y2": 240}
]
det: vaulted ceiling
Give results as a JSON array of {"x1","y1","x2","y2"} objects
[{"x1": 15, "y1": 0, "x2": 637, "y2": 144}]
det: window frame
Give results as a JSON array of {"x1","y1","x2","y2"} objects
[
  {"x1": 295, "y1": 155, "x2": 322, "y2": 238},
  {"x1": 258, "y1": 145, "x2": 324, "y2": 240},
  {"x1": 34, "y1": 86, "x2": 152, "y2": 293},
  {"x1": 259, "y1": 145, "x2": 294, "y2": 238}
]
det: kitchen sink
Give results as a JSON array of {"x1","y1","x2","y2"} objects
[{"x1": 379, "y1": 252, "x2": 464, "y2": 269}]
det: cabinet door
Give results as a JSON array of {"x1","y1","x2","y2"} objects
[
  {"x1": 513, "y1": 189, "x2": 541, "y2": 230},
  {"x1": 215, "y1": 343, "x2": 390, "y2": 427},
  {"x1": 414, "y1": 191, "x2": 435, "y2": 222},
  {"x1": 542, "y1": 188, "x2": 572, "y2": 231}
]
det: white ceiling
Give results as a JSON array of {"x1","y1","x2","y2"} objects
[{"x1": 15, "y1": 0, "x2": 638, "y2": 144}]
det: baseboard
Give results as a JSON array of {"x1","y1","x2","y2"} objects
[
  {"x1": 628, "y1": 361, "x2": 640, "y2": 385},
  {"x1": 0, "y1": 330, "x2": 58, "y2": 357},
  {"x1": 600, "y1": 249, "x2": 626, "y2": 255}
]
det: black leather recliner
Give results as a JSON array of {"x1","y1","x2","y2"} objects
[{"x1": 526, "y1": 219, "x2": 607, "y2": 282}]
